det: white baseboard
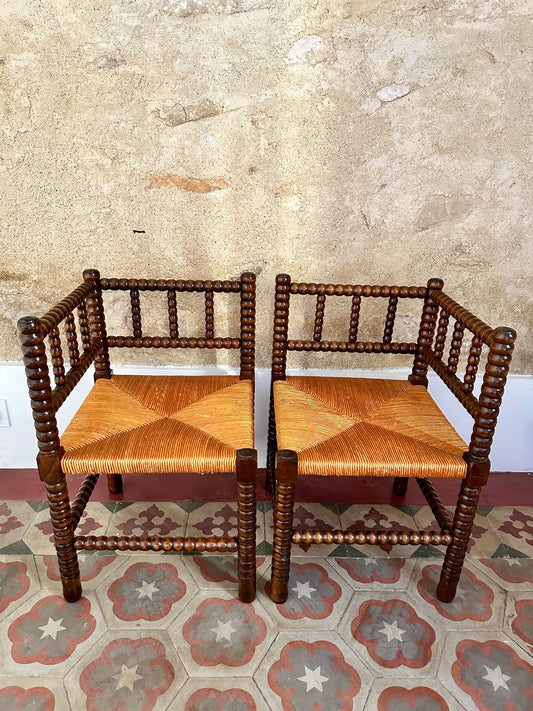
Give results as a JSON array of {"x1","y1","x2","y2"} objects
[{"x1": 1, "y1": 362, "x2": 531, "y2": 471}]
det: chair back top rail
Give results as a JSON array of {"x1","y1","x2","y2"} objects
[{"x1": 100, "y1": 277, "x2": 242, "y2": 293}]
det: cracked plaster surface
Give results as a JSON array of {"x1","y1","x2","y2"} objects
[{"x1": 0, "y1": 0, "x2": 531, "y2": 371}]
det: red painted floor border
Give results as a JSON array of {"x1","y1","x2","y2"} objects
[{"x1": 0, "y1": 469, "x2": 531, "y2": 506}]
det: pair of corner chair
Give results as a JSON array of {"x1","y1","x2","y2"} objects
[{"x1": 18, "y1": 270, "x2": 516, "y2": 607}]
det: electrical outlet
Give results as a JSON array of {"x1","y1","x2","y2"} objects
[{"x1": 0, "y1": 399, "x2": 10, "y2": 427}]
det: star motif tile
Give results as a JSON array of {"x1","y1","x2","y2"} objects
[
  {"x1": 473, "y1": 557, "x2": 533, "y2": 591},
  {"x1": 330, "y1": 556, "x2": 417, "y2": 591},
  {"x1": 0, "y1": 591, "x2": 105, "y2": 676},
  {"x1": 257, "y1": 558, "x2": 352, "y2": 630},
  {"x1": 35, "y1": 552, "x2": 119, "y2": 591},
  {"x1": 64, "y1": 629, "x2": 186, "y2": 710},
  {"x1": 0, "y1": 676, "x2": 70, "y2": 710},
  {"x1": 96, "y1": 554, "x2": 198, "y2": 628},
  {"x1": 183, "y1": 555, "x2": 269, "y2": 593},
  {"x1": 0, "y1": 556, "x2": 40, "y2": 616},
  {"x1": 504, "y1": 593, "x2": 533, "y2": 657},
  {"x1": 338, "y1": 592, "x2": 442, "y2": 677},
  {"x1": 364, "y1": 677, "x2": 467, "y2": 710},
  {"x1": 255, "y1": 630, "x2": 373, "y2": 711},
  {"x1": 412, "y1": 561, "x2": 505, "y2": 629},
  {"x1": 440, "y1": 631, "x2": 533, "y2": 711},
  {"x1": 173, "y1": 677, "x2": 270, "y2": 711},
  {"x1": 169, "y1": 590, "x2": 276, "y2": 677}
]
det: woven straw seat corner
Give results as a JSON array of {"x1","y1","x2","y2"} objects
[
  {"x1": 18, "y1": 269, "x2": 258, "y2": 604},
  {"x1": 266, "y1": 274, "x2": 516, "y2": 607}
]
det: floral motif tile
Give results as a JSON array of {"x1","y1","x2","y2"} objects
[
  {"x1": 0, "y1": 502, "x2": 36, "y2": 551},
  {"x1": 170, "y1": 590, "x2": 275, "y2": 677},
  {"x1": 440, "y1": 631, "x2": 533, "y2": 711},
  {"x1": 0, "y1": 676, "x2": 69, "y2": 710},
  {"x1": 338, "y1": 592, "x2": 442, "y2": 678},
  {"x1": 266, "y1": 503, "x2": 343, "y2": 557},
  {"x1": 485, "y1": 507, "x2": 533, "y2": 557},
  {"x1": 64, "y1": 629, "x2": 186, "y2": 711},
  {"x1": 365, "y1": 677, "x2": 468, "y2": 710},
  {"x1": 174, "y1": 678, "x2": 270, "y2": 711},
  {"x1": 22, "y1": 503, "x2": 113, "y2": 555},
  {"x1": 0, "y1": 591, "x2": 105, "y2": 676},
  {"x1": 474, "y1": 557, "x2": 533, "y2": 592},
  {"x1": 329, "y1": 557, "x2": 417, "y2": 591},
  {"x1": 504, "y1": 593, "x2": 533, "y2": 657},
  {"x1": 255, "y1": 630, "x2": 372, "y2": 711},
  {"x1": 183, "y1": 555, "x2": 269, "y2": 593},
  {"x1": 413, "y1": 506, "x2": 502, "y2": 559},
  {"x1": 35, "y1": 552, "x2": 119, "y2": 591},
  {"x1": 258, "y1": 558, "x2": 352, "y2": 630},
  {"x1": 96, "y1": 554, "x2": 199, "y2": 629},
  {"x1": 185, "y1": 502, "x2": 266, "y2": 549},
  {"x1": 106, "y1": 502, "x2": 188, "y2": 555},
  {"x1": 338, "y1": 506, "x2": 420, "y2": 558},
  {"x1": 0, "y1": 556, "x2": 39, "y2": 616},
  {"x1": 412, "y1": 561, "x2": 504, "y2": 629}
]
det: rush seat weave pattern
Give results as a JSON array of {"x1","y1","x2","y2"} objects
[
  {"x1": 62, "y1": 375, "x2": 254, "y2": 475},
  {"x1": 274, "y1": 377, "x2": 467, "y2": 479}
]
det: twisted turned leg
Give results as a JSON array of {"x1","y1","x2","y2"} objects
[
  {"x1": 45, "y1": 477, "x2": 82, "y2": 602},
  {"x1": 266, "y1": 450, "x2": 297, "y2": 604},
  {"x1": 393, "y1": 476, "x2": 408, "y2": 496},
  {"x1": 236, "y1": 449, "x2": 257, "y2": 603},
  {"x1": 107, "y1": 473, "x2": 123, "y2": 494},
  {"x1": 437, "y1": 479, "x2": 481, "y2": 602}
]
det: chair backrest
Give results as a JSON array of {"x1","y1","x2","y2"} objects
[
  {"x1": 271, "y1": 273, "x2": 516, "y2": 465},
  {"x1": 84, "y1": 270, "x2": 256, "y2": 384}
]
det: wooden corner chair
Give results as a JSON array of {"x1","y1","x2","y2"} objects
[
  {"x1": 18, "y1": 269, "x2": 257, "y2": 603},
  {"x1": 265, "y1": 274, "x2": 516, "y2": 604}
]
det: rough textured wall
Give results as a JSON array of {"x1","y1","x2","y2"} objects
[{"x1": 0, "y1": 0, "x2": 531, "y2": 371}]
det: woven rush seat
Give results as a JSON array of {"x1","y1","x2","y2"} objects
[
  {"x1": 274, "y1": 377, "x2": 467, "y2": 479},
  {"x1": 61, "y1": 375, "x2": 254, "y2": 475}
]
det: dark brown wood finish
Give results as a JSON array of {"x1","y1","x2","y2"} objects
[
  {"x1": 18, "y1": 270, "x2": 258, "y2": 604},
  {"x1": 266, "y1": 274, "x2": 517, "y2": 604}
]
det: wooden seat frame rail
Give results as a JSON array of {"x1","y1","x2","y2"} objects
[
  {"x1": 19, "y1": 269, "x2": 257, "y2": 603},
  {"x1": 266, "y1": 275, "x2": 516, "y2": 604}
]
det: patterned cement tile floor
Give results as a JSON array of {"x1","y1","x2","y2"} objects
[{"x1": 1, "y1": 499, "x2": 533, "y2": 710}]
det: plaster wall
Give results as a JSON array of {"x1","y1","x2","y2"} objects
[{"x1": 0, "y1": 0, "x2": 531, "y2": 373}]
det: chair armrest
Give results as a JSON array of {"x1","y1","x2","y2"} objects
[{"x1": 18, "y1": 278, "x2": 97, "y2": 456}]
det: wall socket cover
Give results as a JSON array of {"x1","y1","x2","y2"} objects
[{"x1": 0, "y1": 399, "x2": 10, "y2": 427}]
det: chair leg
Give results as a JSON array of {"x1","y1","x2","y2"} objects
[
  {"x1": 393, "y1": 476, "x2": 409, "y2": 496},
  {"x1": 437, "y1": 479, "x2": 481, "y2": 602},
  {"x1": 266, "y1": 450, "x2": 298, "y2": 604},
  {"x1": 236, "y1": 449, "x2": 257, "y2": 603},
  {"x1": 107, "y1": 473, "x2": 123, "y2": 494},
  {"x1": 265, "y1": 388, "x2": 277, "y2": 493},
  {"x1": 45, "y1": 478, "x2": 82, "y2": 603}
]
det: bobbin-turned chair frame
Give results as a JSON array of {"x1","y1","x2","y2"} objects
[
  {"x1": 266, "y1": 274, "x2": 516, "y2": 604},
  {"x1": 18, "y1": 269, "x2": 257, "y2": 603}
]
